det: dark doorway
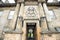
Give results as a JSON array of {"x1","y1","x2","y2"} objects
[{"x1": 26, "y1": 23, "x2": 36, "y2": 40}]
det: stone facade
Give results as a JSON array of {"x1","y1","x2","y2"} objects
[
  {"x1": 4, "y1": 34, "x2": 21, "y2": 40},
  {"x1": 0, "y1": 0, "x2": 60, "y2": 40}
]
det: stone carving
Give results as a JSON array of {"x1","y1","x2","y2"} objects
[{"x1": 26, "y1": 7, "x2": 36, "y2": 17}]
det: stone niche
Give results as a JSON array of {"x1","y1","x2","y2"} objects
[{"x1": 4, "y1": 34, "x2": 21, "y2": 40}]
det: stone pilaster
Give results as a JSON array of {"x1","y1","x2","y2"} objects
[
  {"x1": 38, "y1": 3, "x2": 45, "y2": 17},
  {"x1": 15, "y1": 3, "x2": 24, "y2": 40},
  {"x1": 15, "y1": 16, "x2": 23, "y2": 40},
  {"x1": 19, "y1": 3, "x2": 24, "y2": 17},
  {"x1": 10, "y1": 3, "x2": 20, "y2": 30},
  {"x1": 43, "y1": 3, "x2": 49, "y2": 13},
  {"x1": 43, "y1": 3, "x2": 49, "y2": 21},
  {"x1": 40, "y1": 17, "x2": 48, "y2": 32}
]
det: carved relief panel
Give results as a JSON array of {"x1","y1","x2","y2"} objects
[{"x1": 24, "y1": 6, "x2": 40, "y2": 19}]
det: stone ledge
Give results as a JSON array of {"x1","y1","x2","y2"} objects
[
  {"x1": 4, "y1": 31, "x2": 23, "y2": 34},
  {"x1": 41, "y1": 31, "x2": 60, "y2": 34}
]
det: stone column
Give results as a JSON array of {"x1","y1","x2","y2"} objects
[
  {"x1": 19, "y1": 3, "x2": 25, "y2": 40},
  {"x1": 19, "y1": 3, "x2": 24, "y2": 17},
  {"x1": 41, "y1": 17, "x2": 48, "y2": 31},
  {"x1": 11, "y1": 3, "x2": 20, "y2": 30},
  {"x1": 38, "y1": 3, "x2": 44, "y2": 40},
  {"x1": 36, "y1": 21, "x2": 41, "y2": 40},
  {"x1": 43, "y1": 3, "x2": 49, "y2": 13},
  {"x1": 39, "y1": 3, "x2": 48, "y2": 31},
  {"x1": 16, "y1": 3, "x2": 24, "y2": 40},
  {"x1": 15, "y1": 17, "x2": 23, "y2": 40},
  {"x1": 43, "y1": 3, "x2": 49, "y2": 21},
  {"x1": 16, "y1": 3, "x2": 24, "y2": 32},
  {"x1": 43, "y1": 3, "x2": 52, "y2": 31},
  {"x1": 38, "y1": 3, "x2": 45, "y2": 17}
]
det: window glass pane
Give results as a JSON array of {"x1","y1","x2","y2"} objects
[
  {"x1": 0, "y1": 11, "x2": 3, "y2": 16},
  {"x1": 48, "y1": 10, "x2": 55, "y2": 21},
  {"x1": 8, "y1": 11, "x2": 15, "y2": 19}
]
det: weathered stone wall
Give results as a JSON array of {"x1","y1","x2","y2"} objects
[
  {"x1": 41, "y1": 34, "x2": 60, "y2": 40},
  {"x1": 0, "y1": 7, "x2": 15, "y2": 29},
  {"x1": 0, "y1": 2, "x2": 60, "y2": 40},
  {"x1": 4, "y1": 34, "x2": 21, "y2": 40}
]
